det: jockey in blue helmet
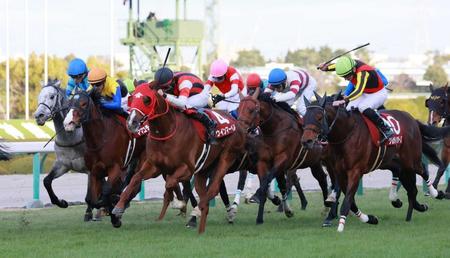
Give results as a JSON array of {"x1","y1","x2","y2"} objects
[{"x1": 66, "y1": 58, "x2": 89, "y2": 97}]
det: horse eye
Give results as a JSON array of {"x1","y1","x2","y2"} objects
[
  {"x1": 50, "y1": 95, "x2": 55, "y2": 100},
  {"x1": 143, "y1": 96, "x2": 151, "y2": 106}
]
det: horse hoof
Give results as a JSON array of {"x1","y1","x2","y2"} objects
[
  {"x1": 322, "y1": 220, "x2": 332, "y2": 227},
  {"x1": 276, "y1": 204, "x2": 284, "y2": 213},
  {"x1": 256, "y1": 219, "x2": 264, "y2": 225},
  {"x1": 112, "y1": 220, "x2": 122, "y2": 228},
  {"x1": 391, "y1": 199, "x2": 403, "y2": 208},
  {"x1": 58, "y1": 200, "x2": 69, "y2": 208},
  {"x1": 367, "y1": 215, "x2": 379, "y2": 225},
  {"x1": 285, "y1": 210, "x2": 294, "y2": 218},
  {"x1": 301, "y1": 201, "x2": 308, "y2": 210},
  {"x1": 271, "y1": 196, "x2": 281, "y2": 206},
  {"x1": 111, "y1": 207, "x2": 124, "y2": 218},
  {"x1": 84, "y1": 213, "x2": 93, "y2": 222},
  {"x1": 436, "y1": 191, "x2": 445, "y2": 200},
  {"x1": 324, "y1": 200, "x2": 334, "y2": 208},
  {"x1": 177, "y1": 211, "x2": 186, "y2": 217},
  {"x1": 186, "y1": 216, "x2": 197, "y2": 228}
]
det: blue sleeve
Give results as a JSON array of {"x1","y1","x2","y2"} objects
[
  {"x1": 101, "y1": 87, "x2": 122, "y2": 110},
  {"x1": 65, "y1": 79, "x2": 75, "y2": 97},
  {"x1": 376, "y1": 69, "x2": 388, "y2": 86},
  {"x1": 343, "y1": 82, "x2": 354, "y2": 96}
]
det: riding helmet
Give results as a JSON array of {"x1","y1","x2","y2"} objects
[
  {"x1": 246, "y1": 73, "x2": 263, "y2": 89},
  {"x1": 154, "y1": 67, "x2": 174, "y2": 86},
  {"x1": 210, "y1": 59, "x2": 228, "y2": 77},
  {"x1": 87, "y1": 68, "x2": 107, "y2": 84},
  {"x1": 335, "y1": 56, "x2": 356, "y2": 77},
  {"x1": 67, "y1": 58, "x2": 88, "y2": 76},
  {"x1": 268, "y1": 68, "x2": 287, "y2": 86}
]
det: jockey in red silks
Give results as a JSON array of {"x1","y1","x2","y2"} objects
[
  {"x1": 153, "y1": 67, "x2": 217, "y2": 144},
  {"x1": 206, "y1": 59, "x2": 247, "y2": 113}
]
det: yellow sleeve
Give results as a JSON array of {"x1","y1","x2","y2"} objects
[
  {"x1": 347, "y1": 71, "x2": 369, "y2": 101},
  {"x1": 102, "y1": 76, "x2": 119, "y2": 98},
  {"x1": 325, "y1": 63, "x2": 336, "y2": 71}
]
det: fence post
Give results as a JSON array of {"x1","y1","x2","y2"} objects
[
  {"x1": 139, "y1": 181, "x2": 145, "y2": 201},
  {"x1": 357, "y1": 178, "x2": 363, "y2": 195},
  {"x1": 27, "y1": 153, "x2": 44, "y2": 208}
]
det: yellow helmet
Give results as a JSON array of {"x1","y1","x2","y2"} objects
[{"x1": 88, "y1": 68, "x2": 107, "y2": 84}]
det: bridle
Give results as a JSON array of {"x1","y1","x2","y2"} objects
[
  {"x1": 238, "y1": 98, "x2": 261, "y2": 132},
  {"x1": 426, "y1": 91, "x2": 450, "y2": 124},
  {"x1": 37, "y1": 84, "x2": 67, "y2": 121}
]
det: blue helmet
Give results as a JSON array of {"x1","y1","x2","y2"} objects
[
  {"x1": 67, "y1": 58, "x2": 88, "y2": 76},
  {"x1": 268, "y1": 68, "x2": 287, "y2": 86}
]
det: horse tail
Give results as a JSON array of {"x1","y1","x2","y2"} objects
[
  {"x1": 416, "y1": 120, "x2": 450, "y2": 141},
  {"x1": 422, "y1": 141, "x2": 442, "y2": 167}
]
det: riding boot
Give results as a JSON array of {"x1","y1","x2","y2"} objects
[
  {"x1": 363, "y1": 108, "x2": 394, "y2": 143},
  {"x1": 192, "y1": 110, "x2": 217, "y2": 144}
]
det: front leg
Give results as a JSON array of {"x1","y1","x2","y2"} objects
[{"x1": 337, "y1": 169, "x2": 361, "y2": 232}]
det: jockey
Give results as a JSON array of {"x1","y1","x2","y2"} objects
[
  {"x1": 87, "y1": 67, "x2": 129, "y2": 116},
  {"x1": 153, "y1": 67, "x2": 217, "y2": 144},
  {"x1": 264, "y1": 68, "x2": 317, "y2": 116},
  {"x1": 66, "y1": 58, "x2": 89, "y2": 97},
  {"x1": 318, "y1": 56, "x2": 394, "y2": 141},
  {"x1": 246, "y1": 73, "x2": 266, "y2": 95},
  {"x1": 206, "y1": 59, "x2": 247, "y2": 112}
]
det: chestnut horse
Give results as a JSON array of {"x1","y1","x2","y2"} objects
[
  {"x1": 63, "y1": 91, "x2": 146, "y2": 227},
  {"x1": 237, "y1": 89, "x2": 329, "y2": 225},
  {"x1": 426, "y1": 83, "x2": 450, "y2": 196},
  {"x1": 301, "y1": 93, "x2": 445, "y2": 232},
  {"x1": 112, "y1": 83, "x2": 252, "y2": 233}
]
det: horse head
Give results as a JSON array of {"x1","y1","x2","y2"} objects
[
  {"x1": 301, "y1": 91, "x2": 329, "y2": 149},
  {"x1": 425, "y1": 82, "x2": 450, "y2": 125},
  {"x1": 127, "y1": 82, "x2": 166, "y2": 133},
  {"x1": 237, "y1": 87, "x2": 261, "y2": 131},
  {"x1": 34, "y1": 79, "x2": 63, "y2": 126},
  {"x1": 63, "y1": 91, "x2": 95, "y2": 131}
]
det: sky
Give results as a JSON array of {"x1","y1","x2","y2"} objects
[{"x1": 0, "y1": 0, "x2": 449, "y2": 63}]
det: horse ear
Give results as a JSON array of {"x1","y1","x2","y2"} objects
[
  {"x1": 445, "y1": 82, "x2": 449, "y2": 93},
  {"x1": 134, "y1": 79, "x2": 138, "y2": 87},
  {"x1": 334, "y1": 90, "x2": 342, "y2": 101},
  {"x1": 429, "y1": 83, "x2": 434, "y2": 92},
  {"x1": 303, "y1": 96, "x2": 311, "y2": 107},
  {"x1": 54, "y1": 80, "x2": 61, "y2": 88},
  {"x1": 252, "y1": 87, "x2": 260, "y2": 100},
  {"x1": 320, "y1": 93, "x2": 327, "y2": 107},
  {"x1": 313, "y1": 91, "x2": 321, "y2": 103}
]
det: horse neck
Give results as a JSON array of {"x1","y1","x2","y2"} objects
[
  {"x1": 259, "y1": 101, "x2": 286, "y2": 133},
  {"x1": 148, "y1": 95, "x2": 176, "y2": 135},
  {"x1": 81, "y1": 104, "x2": 105, "y2": 148},
  {"x1": 326, "y1": 106, "x2": 355, "y2": 143}
]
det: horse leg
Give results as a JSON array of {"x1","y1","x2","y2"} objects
[
  {"x1": 399, "y1": 169, "x2": 428, "y2": 222},
  {"x1": 277, "y1": 173, "x2": 293, "y2": 218},
  {"x1": 157, "y1": 190, "x2": 173, "y2": 221},
  {"x1": 219, "y1": 180, "x2": 238, "y2": 224},
  {"x1": 389, "y1": 166, "x2": 403, "y2": 208},
  {"x1": 310, "y1": 163, "x2": 329, "y2": 207},
  {"x1": 322, "y1": 187, "x2": 341, "y2": 227},
  {"x1": 235, "y1": 170, "x2": 247, "y2": 205},
  {"x1": 172, "y1": 184, "x2": 187, "y2": 216},
  {"x1": 112, "y1": 161, "x2": 159, "y2": 219},
  {"x1": 287, "y1": 170, "x2": 308, "y2": 210},
  {"x1": 350, "y1": 202, "x2": 378, "y2": 225},
  {"x1": 43, "y1": 163, "x2": 70, "y2": 208},
  {"x1": 419, "y1": 162, "x2": 441, "y2": 199},
  {"x1": 183, "y1": 180, "x2": 199, "y2": 228},
  {"x1": 194, "y1": 173, "x2": 209, "y2": 234},
  {"x1": 337, "y1": 170, "x2": 361, "y2": 232},
  {"x1": 105, "y1": 164, "x2": 124, "y2": 228}
]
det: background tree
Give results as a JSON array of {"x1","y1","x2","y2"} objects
[
  {"x1": 423, "y1": 64, "x2": 448, "y2": 85},
  {"x1": 230, "y1": 49, "x2": 265, "y2": 67}
]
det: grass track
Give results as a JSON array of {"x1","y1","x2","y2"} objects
[{"x1": 0, "y1": 189, "x2": 449, "y2": 258}]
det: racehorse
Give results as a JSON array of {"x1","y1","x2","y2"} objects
[
  {"x1": 301, "y1": 92, "x2": 445, "y2": 232},
  {"x1": 34, "y1": 79, "x2": 99, "y2": 221},
  {"x1": 425, "y1": 83, "x2": 450, "y2": 195},
  {"x1": 237, "y1": 89, "x2": 329, "y2": 225},
  {"x1": 63, "y1": 90, "x2": 146, "y2": 227},
  {"x1": 0, "y1": 143, "x2": 10, "y2": 161},
  {"x1": 112, "y1": 83, "x2": 273, "y2": 233}
]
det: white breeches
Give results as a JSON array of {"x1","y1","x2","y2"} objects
[
  {"x1": 346, "y1": 87, "x2": 388, "y2": 112},
  {"x1": 296, "y1": 77, "x2": 317, "y2": 116}
]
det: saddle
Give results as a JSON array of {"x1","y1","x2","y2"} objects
[
  {"x1": 361, "y1": 112, "x2": 403, "y2": 147},
  {"x1": 184, "y1": 109, "x2": 238, "y2": 142}
]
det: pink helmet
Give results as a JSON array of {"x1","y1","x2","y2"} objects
[{"x1": 210, "y1": 59, "x2": 228, "y2": 77}]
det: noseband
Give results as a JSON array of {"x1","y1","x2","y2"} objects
[{"x1": 37, "y1": 85, "x2": 66, "y2": 120}]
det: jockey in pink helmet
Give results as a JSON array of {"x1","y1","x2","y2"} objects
[{"x1": 206, "y1": 59, "x2": 247, "y2": 112}]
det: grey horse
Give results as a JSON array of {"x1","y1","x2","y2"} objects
[{"x1": 34, "y1": 79, "x2": 98, "y2": 221}]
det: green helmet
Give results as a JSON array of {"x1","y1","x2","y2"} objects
[
  {"x1": 335, "y1": 56, "x2": 356, "y2": 77},
  {"x1": 123, "y1": 78, "x2": 135, "y2": 94}
]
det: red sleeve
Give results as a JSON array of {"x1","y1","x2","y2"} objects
[{"x1": 289, "y1": 80, "x2": 301, "y2": 94}]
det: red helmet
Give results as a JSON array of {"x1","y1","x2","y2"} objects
[{"x1": 246, "y1": 73, "x2": 262, "y2": 89}]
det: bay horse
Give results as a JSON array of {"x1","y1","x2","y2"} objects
[
  {"x1": 301, "y1": 92, "x2": 445, "y2": 232},
  {"x1": 34, "y1": 79, "x2": 99, "y2": 221},
  {"x1": 111, "y1": 83, "x2": 273, "y2": 233},
  {"x1": 63, "y1": 91, "x2": 146, "y2": 227},
  {"x1": 237, "y1": 89, "x2": 329, "y2": 225},
  {"x1": 426, "y1": 83, "x2": 450, "y2": 196}
]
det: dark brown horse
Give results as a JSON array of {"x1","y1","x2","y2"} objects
[
  {"x1": 111, "y1": 83, "x2": 252, "y2": 233},
  {"x1": 63, "y1": 91, "x2": 146, "y2": 227},
  {"x1": 301, "y1": 92, "x2": 445, "y2": 232},
  {"x1": 237, "y1": 89, "x2": 329, "y2": 224},
  {"x1": 426, "y1": 83, "x2": 450, "y2": 196}
]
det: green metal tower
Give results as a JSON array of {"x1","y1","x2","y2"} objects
[{"x1": 121, "y1": 0, "x2": 204, "y2": 79}]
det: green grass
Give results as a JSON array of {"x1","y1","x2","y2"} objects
[
  {"x1": 0, "y1": 189, "x2": 449, "y2": 258},
  {"x1": 0, "y1": 154, "x2": 56, "y2": 175}
]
